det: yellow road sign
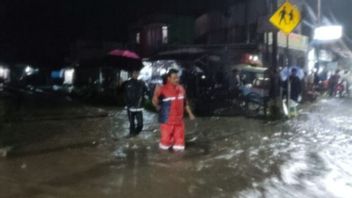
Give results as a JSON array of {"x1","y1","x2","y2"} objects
[{"x1": 269, "y1": 1, "x2": 301, "y2": 34}]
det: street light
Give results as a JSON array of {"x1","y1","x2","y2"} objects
[
  {"x1": 0, "y1": 67, "x2": 5, "y2": 77},
  {"x1": 317, "y1": 0, "x2": 321, "y2": 24},
  {"x1": 313, "y1": 0, "x2": 343, "y2": 84},
  {"x1": 314, "y1": 25, "x2": 343, "y2": 41},
  {"x1": 313, "y1": 25, "x2": 343, "y2": 73}
]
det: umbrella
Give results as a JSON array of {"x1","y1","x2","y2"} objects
[
  {"x1": 108, "y1": 49, "x2": 140, "y2": 59},
  {"x1": 105, "y1": 49, "x2": 143, "y2": 71},
  {"x1": 280, "y1": 66, "x2": 305, "y2": 81},
  {"x1": 151, "y1": 48, "x2": 207, "y2": 61},
  {"x1": 234, "y1": 64, "x2": 268, "y2": 73}
]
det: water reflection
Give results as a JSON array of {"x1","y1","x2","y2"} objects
[{"x1": 1, "y1": 98, "x2": 352, "y2": 197}]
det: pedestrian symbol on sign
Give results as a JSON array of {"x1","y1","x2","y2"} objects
[
  {"x1": 279, "y1": 7, "x2": 296, "y2": 25},
  {"x1": 288, "y1": 9, "x2": 294, "y2": 23},
  {"x1": 279, "y1": 6, "x2": 287, "y2": 25}
]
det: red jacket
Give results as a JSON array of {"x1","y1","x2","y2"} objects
[{"x1": 153, "y1": 83, "x2": 186, "y2": 125}]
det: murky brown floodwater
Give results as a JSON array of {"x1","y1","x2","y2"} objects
[{"x1": 1, "y1": 96, "x2": 352, "y2": 198}]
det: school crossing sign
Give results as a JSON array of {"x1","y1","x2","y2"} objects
[{"x1": 269, "y1": 1, "x2": 301, "y2": 34}]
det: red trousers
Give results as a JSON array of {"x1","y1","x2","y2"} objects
[{"x1": 159, "y1": 122, "x2": 185, "y2": 151}]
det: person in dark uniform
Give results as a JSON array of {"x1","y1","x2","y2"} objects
[
  {"x1": 289, "y1": 68, "x2": 302, "y2": 102},
  {"x1": 328, "y1": 69, "x2": 340, "y2": 97},
  {"x1": 123, "y1": 70, "x2": 148, "y2": 137},
  {"x1": 228, "y1": 69, "x2": 242, "y2": 100}
]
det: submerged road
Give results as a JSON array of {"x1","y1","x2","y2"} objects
[{"x1": 0, "y1": 95, "x2": 352, "y2": 198}]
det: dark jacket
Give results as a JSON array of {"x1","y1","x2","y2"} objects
[
  {"x1": 290, "y1": 76, "x2": 302, "y2": 101},
  {"x1": 123, "y1": 79, "x2": 148, "y2": 108}
]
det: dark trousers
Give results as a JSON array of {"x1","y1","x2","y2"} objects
[
  {"x1": 329, "y1": 84, "x2": 337, "y2": 96},
  {"x1": 127, "y1": 110, "x2": 143, "y2": 136}
]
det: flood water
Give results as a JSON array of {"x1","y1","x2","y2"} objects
[{"x1": 1, "y1": 95, "x2": 352, "y2": 198}]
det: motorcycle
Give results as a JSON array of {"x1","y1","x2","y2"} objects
[{"x1": 335, "y1": 80, "x2": 347, "y2": 98}]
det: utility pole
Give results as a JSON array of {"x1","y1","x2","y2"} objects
[
  {"x1": 244, "y1": 0, "x2": 250, "y2": 44},
  {"x1": 272, "y1": 0, "x2": 279, "y2": 75},
  {"x1": 269, "y1": 0, "x2": 281, "y2": 118},
  {"x1": 315, "y1": 0, "x2": 322, "y2": 74},
  {"x1": 272, "y1": 0, "x2": 278, "y2": 74},
  {"x1": 317, "y1": 0, "x2": 321, "y2": 24}
]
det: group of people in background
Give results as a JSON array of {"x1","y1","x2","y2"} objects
[
  {"x1": 283, "y1": 67, "x2": 351, "y2": 103},
  {"x1": 313, "y1": 69, "x2": 351, "y2": 97},
  {"x1": 327, "y1": 69, "x2": 351, "y2": 97}
]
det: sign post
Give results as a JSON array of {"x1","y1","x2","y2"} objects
[{"x1": 269, "y1": 0, "x2": 301, "y2": 117}]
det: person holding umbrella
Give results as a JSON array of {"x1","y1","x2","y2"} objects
[{"x1": 280, "y1": 66, "x2": 304, "y2": 102}]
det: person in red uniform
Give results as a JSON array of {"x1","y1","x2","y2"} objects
[{"x1": 152, "y1": 69, "x2": 196, "y2": 151}]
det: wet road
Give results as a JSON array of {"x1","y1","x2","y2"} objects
[{"x1": 1, "y1": 96, "x2": 352, "y2": 198}]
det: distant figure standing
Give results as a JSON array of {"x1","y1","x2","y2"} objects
[
  {"x1": 229, "y1": 69, "x2": 241, "y2": 89},
  {"x1": 123, "y1": 70, "x2": 148, "y2": 137},
  {"x1": 289, "y1": 68, "x2": 302, "y2": 102},
  {"x1": 341, "y1": 70, "x2": 350, "y2": 96},
  {"x1": 328, "y1": 70, "x2": 340, "y2": 96},
  {"x1": 229, "y1": 69, "x2": 242, "y2": 99},
  {"x1": 152, "y1": 69, "x2": 195, "y2": 152}
]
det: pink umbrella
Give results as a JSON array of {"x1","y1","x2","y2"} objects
[
  {"x1": 108, "y1": 49, "x2": 140, "y2": 60},
  {"x1": 105, "y1": 49, "x2": 143, "y2": 71}
]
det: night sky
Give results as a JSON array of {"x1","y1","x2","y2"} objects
[
  {"x1": 0, "y1": 0, "x2": 351, "y2": 65},
  {"x1": 0, "y1": 0, "x2": 234, "y2": 65}
]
